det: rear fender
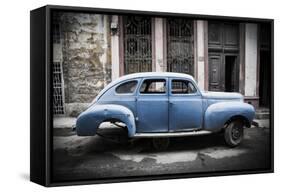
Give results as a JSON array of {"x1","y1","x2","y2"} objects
[
  {"x1": 204, "y1": 102, "x2": 255, "y2": 132},
  {"x1": 76, "y1": 104, "x2": 136, "y2": 137}
]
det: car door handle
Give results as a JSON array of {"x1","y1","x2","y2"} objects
[{"x1": 169, "y1": 101, "x2": 174, "y2": 105}]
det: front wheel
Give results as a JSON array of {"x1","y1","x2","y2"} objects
[{"x1": 224, "y1": 120, "x2": 244, "y2": 147}]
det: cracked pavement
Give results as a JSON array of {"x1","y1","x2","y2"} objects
[{"x1": 52, "y1": 123, "x2": 271, "y2": 182}]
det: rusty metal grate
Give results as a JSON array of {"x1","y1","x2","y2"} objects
[
  {"x1": 167, "y1": 18, "x2": 194, "y2": 75},
  {"x1": 53, "y1": 61, "x2": 65, "y2": 115},
  {"x1": 124, "y1": 16, "x2": 152, "y2": 74}
]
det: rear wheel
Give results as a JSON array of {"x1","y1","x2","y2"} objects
[{"x1": 224, "y1": 120, "x2": 244, "y2": 147}]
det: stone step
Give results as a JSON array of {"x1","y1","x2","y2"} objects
[
  {"x1": 252, "y1": 119, "x2": 270, "y2": 129},
  {"x1": 256, "y1": 107, "x2": 270, "y2": 113},
  {"x1": 255, "y1": 112, "x2": 270, "y2": 119}
]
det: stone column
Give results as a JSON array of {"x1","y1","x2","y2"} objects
[
  {"x1": 101, "y1": 15, "x2": 110, "y2": 86},
  {"x1": 244, "y1": 23, "x2": 259, "y2": 107},
  {"x1": 154, "y1": 18, "x2": 165, "y2": 72},
  {"x1": 111, "y1": 15, "x2": 120, "y2": 80},
  {"x1": 195, "y1": 20, "x2": 206, "y2": 90}
]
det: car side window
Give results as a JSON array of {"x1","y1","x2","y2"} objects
[
  {"x1": 115, "y1": 80, "x2": 138, "y2": 94},
  {"x1": 140, "y1": 79, "x2": 166, "y2": 94},
  {"x1": 171, "y1": 79, "x2": 197, "y2": 94}
]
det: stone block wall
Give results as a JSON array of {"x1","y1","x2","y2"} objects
[
  {"x1": 53, "y1": 13, "x2": 112, "y2": 116},
  {"x1": 60, "y1": 13, "x2": 111, "y2": 104}
]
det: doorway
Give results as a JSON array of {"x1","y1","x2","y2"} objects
[
  {"x1": 225, "y1": 55, "x2": 239, "y2": 92},
  {"x1": 259, "y1": 50, "x2": 270, "y2": 107},
  {"x1": 208, "y1": 22, "x2": 240, "y2": 92},
  {"x1": 259, "y1": 23, "x2": 271, "y2": 107}
]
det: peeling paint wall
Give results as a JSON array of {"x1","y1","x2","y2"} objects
[{"x1": 60, "y1": 13, "x2": 111, "y2": 105}]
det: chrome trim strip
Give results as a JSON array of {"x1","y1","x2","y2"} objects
[{"x1": 133, "y1": 130, "x2": 212, "y2": 138}]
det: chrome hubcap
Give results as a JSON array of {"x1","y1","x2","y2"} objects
[{"x1": 231, "y1": 126, "x2": 241, "y2": 141}]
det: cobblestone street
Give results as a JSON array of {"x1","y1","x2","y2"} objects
[{"x1": 52, "y1": 120, "x2": 271, "y2": 182}]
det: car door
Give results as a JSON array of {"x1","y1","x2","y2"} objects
[
  {"x1": 168, "y1": 78, "x2": 203, "y2": 132},
  {"x1": 136, "y1": 78, "x2": 169, "y2": 133}
]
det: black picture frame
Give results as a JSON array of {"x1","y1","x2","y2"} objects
[{"x1": 30, "y1": 5, "x2": 274, "y2": 187}]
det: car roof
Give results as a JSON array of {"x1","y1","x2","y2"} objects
[{"x1": 114, "y1": 72, "x2": 194, "y2": 82}]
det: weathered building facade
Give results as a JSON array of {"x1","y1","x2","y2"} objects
[{"x1": 52, "y1": 13, "x2": 271, "y2": 116}]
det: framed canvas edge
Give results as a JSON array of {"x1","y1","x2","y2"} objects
[
  {"x1": 45, "y1": 4, "x2": 274, "y2": 22},
  {"x1": 48, "y1": 169, "x2": 273, "y2": 187},
  {"x1": 30, "y1": 4, "x2": 274, "y2": 187}
]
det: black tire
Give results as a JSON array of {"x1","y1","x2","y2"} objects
[
  {"x1": 224, "y1": 120, "x2": 244, "y2": 147},
  {"x1": 152, "y1": 138, "x2": 170, "y2": 150}
]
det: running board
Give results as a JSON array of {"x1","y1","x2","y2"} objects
[{"x1": 134, "y1": 130, "x2": 212, "y2": 138}]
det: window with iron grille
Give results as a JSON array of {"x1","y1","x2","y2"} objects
[
  {"x1": 167, "y1": 18, "x2": 194, "y2": 75},
  {"x1": 53, "y1": 61, "x2": 65, "y2": 115},
  {"x1": 123, "y1": 16, "x2": 152, "y2": 74}
]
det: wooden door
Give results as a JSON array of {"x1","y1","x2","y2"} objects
[
  {"x1": 209, "y1": 54, "x2": 223, "y2": 91},
  {"x1": 208, "y1": 22, "x2": 240, "y2": 92}
]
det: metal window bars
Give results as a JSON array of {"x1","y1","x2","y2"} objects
[
  {"x1": 53, "y1": 61, "x2": 65, "y2": 115},
  {"x1": 124, "y1": 16, "x2": 152, "y2": 74},
  {"x1": 167, "y1": 18, "x2": 194, "y2": 75}
]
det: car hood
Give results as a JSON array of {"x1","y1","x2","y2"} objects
[{"x1": 202, "y1": 91, "x2": 243, "y2": 100}]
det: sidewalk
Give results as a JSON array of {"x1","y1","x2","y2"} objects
[{"x1": 53, "y1": 117, "x2": 117, "y2": 129}]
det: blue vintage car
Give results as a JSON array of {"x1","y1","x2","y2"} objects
[{"x1": 75, "y1": 72, "x2": 255, "y2": 147}]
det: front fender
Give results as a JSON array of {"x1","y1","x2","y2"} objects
[
  {"x1": 76, "y1": 104, "x2": 136, "y2": 137},
  {"x1": 204, "y1": 102, "x2": 255, "y2": 132}
]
